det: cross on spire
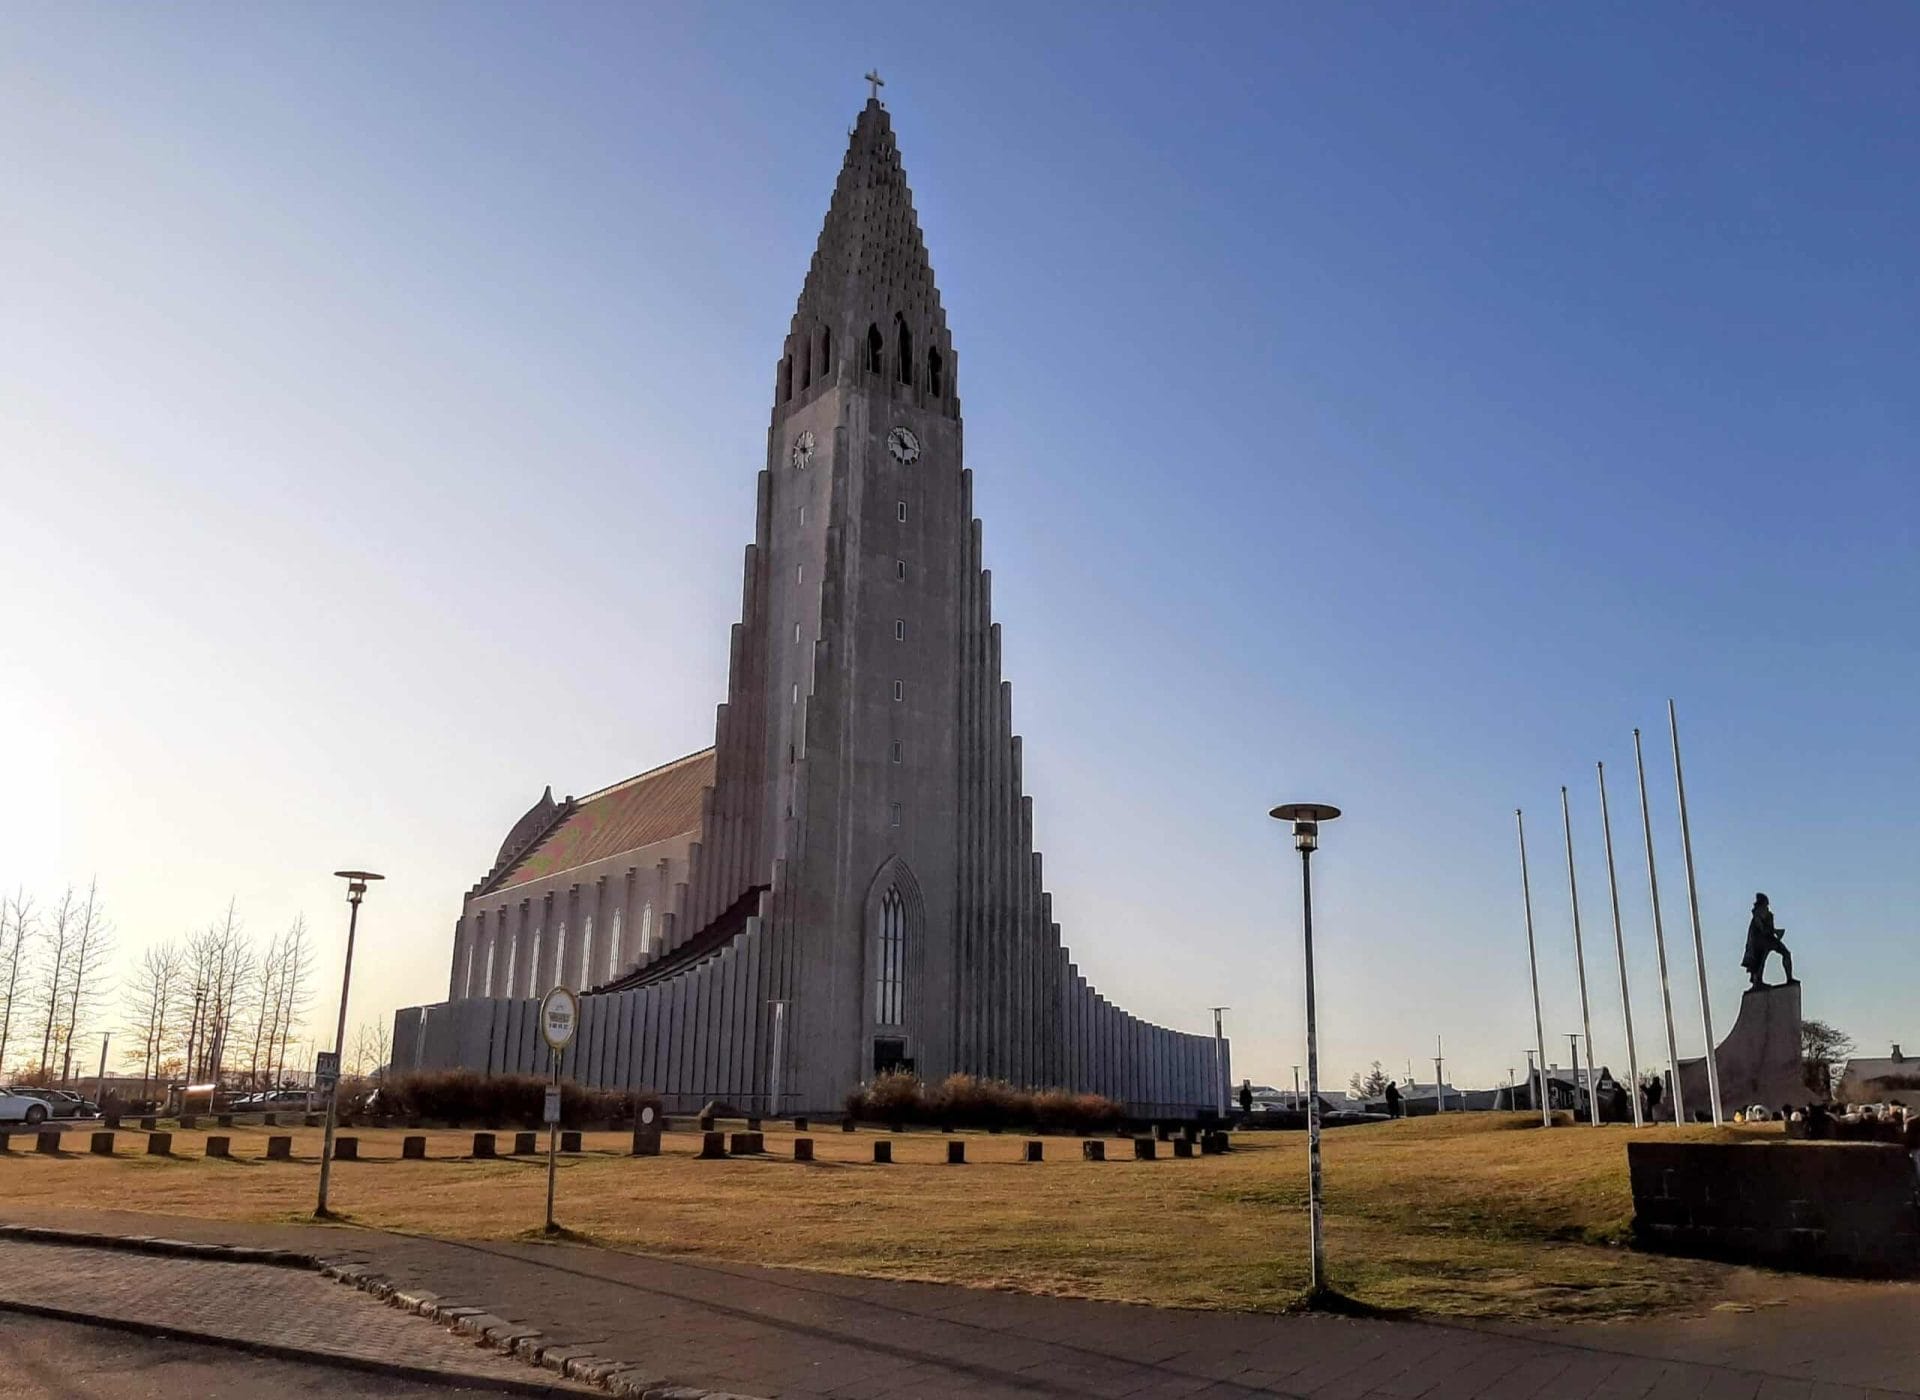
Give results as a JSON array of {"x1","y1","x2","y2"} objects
[{"x1": 865, "y1": 69, "x2": 884, "y2": 102}]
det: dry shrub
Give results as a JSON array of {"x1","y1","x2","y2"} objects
[
  {"x1": 379, "y1": 1069, "x2": 660, "y2": 1129},
  {"x1": 844, "y1": 1072, "x2": 1122, "y2": 1132}
]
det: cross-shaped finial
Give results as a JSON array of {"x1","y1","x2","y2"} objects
[{"x1": 865, "y1": 69, "x2": 885, "y2": 102}]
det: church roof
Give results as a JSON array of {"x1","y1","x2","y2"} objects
[{"x1": 490, "y1": 748, "x2": 713, "y2": 893}]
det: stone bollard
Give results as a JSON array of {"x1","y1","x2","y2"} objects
[
  {"x1": 90, "y1": 1131, "x2": 115, "y2": 1156},
  {"x1": 104, "y1": 1114, "x2": 121, "y2": 1129},
  {"x1": 178, "y1": 1115, "x2": 198, "y2": 1130},
  {"x1": 510, "y1": 1131, "x2": 536, "y2": 1155},
  {"x1": 698, "y1": 1114, "x2": 716, "y2": 1132},
  {"x1": 138, "y1": 1116, "x2": 158, "y2": 1131},
  {"x1": 207, "y1": 1136, "x2": 232, "y2": 1159},
  {"x1": 697, "y1": 1131, "x2": 727, "y2": 1160},
  {"x1": 1200, "y1": 1132, "x2": 1224, "y2": 1155},
  {"x1": 0, "y1": 1132, "x2": 11, "y2": 1153},
  {"x1": 873, "y1": 1140, "x2": 892, "y2": 1164},
  {"x1": 1155, "y1": 1123, "x2": 1170, "y2": 1142},
  {"x1": 793, "y1": 1138, "x2": 814, "y2": 1162},
  {"x1": 472, "y1": 1132, "x2": 497, "y2": 1159},
  {"x1": 402, "y1": 1135, "x2": 426, "y2": 1160},
  {"x1": 841, "y1": 1119, "x2": 857, "y2": 1132},
  {"x1": 216, "y1": 1115, "x2": 233, "y2": 1128},
  {"x1": 147, "y1": 1132, "x2": 173, "y2": 1156},
  {"x1": 729, "y1": 1131, "x2": 764, "y2": 1155},
  {"x1": 947, "y1": 1140, "x2": 966, "y2": 1165},
  {"x1": 1024, "y1": 1140, "x2": 1044, "y2": 1162},
  {"x1": 37, "y1": 1130, "x2": 62, "y2": 1155},
  {"x1": 560, "y1": 1131, "x2": 582, "y2": 1153},
  {"x1": 747, "y1": 1117, "x2": 762, "y2": 1131},
  {"x1": 1082, "y1": 1140, "x2": 1106, "y2": 1161},
  {"x1": 1134, "y1": 1137, "x2": 1157, "y2": 1160},
  {"x1": 333, "y1": 1137, "x2": 358, "y2": 1161},
  {"x1": 266, "y1": 1135, "x2": 293, "y2": 1160},
  {"x1": 940, "y1": 1124, "x2": 954, "y2": 1134},
  {"x1": 630, "y1": 1122, "x2": 661, "y2": 1157},
  {"x1": 1173, "y1": 1139, "x2": 1194, "y2": 1158},
  {"x1": 303, "y1": 1114, "x2": 322, "y2": 1129},
  {"x1": 793, "y1": 1116, "x2": 809, "y2": 1132},
  {"x1": 261, "y1": 1114, "x2": 277, "y2": 1127}
]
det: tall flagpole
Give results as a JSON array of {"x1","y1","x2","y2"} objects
[
  {"x1": 1559, "y1": 786, "x2": 1600, "y2": 1126},
  {"x1": 1669, "y1": 699, "x2": 1723, "y2": 1126},
  {"x1": 1634, "y1": 729, "x2": 1685, "y2": 1124},
  {"x1": 1516, "y1": 810, "x2": 1552, "y2": 1128},
  {"x1": 1597, "y1": 762, "x2": 1643, "y2": 1126}
]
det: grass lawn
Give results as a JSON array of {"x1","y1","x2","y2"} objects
[{"x1": 0, "y1": 1112, "x2": 1768, "y2": 1321}]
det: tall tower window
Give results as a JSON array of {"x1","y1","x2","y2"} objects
[
  {"x1": 894, "y1": 619, "x2": 904, "y2": 641},
  {"x1": 866, "y1": 323, "x2": 883, "y2": 374},
  {"x1": 891, "y1": 740, "x2": 902, "y2": 763},
  {"x1": 609, "y1": 908, "x2": 623, "y2": 978},
  {"x1": 528, "y1": 928, "x2": 543, "y2": 997},
  {"x1": 892, "y1": 680, "x2": 904, "y2": 701},
  {"x1": 896, "y1": 500, "x2": 908, "y2": 522},
  {"x1": 820, "y1": 325, "x2": 832, "y2": 377},
  {"x1": 779, "y1": 355, "x2": 792, "y2": 403},
  {"x1": 895, "y1": 559, "x2": 907, "y2": 581},
  {"x1": 640, "y1": 902, "x2": 655, "y2": 956},
  {"x1": 894, "y1": 314, "x2": 914, "y2": 386},
  {"x1": 875, "y1": 886, "x2": 905, "y2": 1026},
  {"x1": 928, "y1": 345, "x2": 944, "y2": 396},
  {"x1": 801, "y1": 337, "x2": 812, "y2": 390},
  {"x1": 482, "y1": 936, "x2": 497, "y2": 996},
  {"x1": 890, "y1": 802, "x2": 902, "y2": 827},
  {"x1": 579, "y1": 914, "x2": 594, "y2": 987},
  {"x1": 553, "y1": 921, "x2": 568, "y2": 988}
]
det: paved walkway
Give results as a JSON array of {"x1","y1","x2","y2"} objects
[
  {"x1": 4, "y1": 1206, "x2": 1915, "y2": 1399},
  {"x1": 0, "y1": 1236, "x2": 588, "y2": 1395}
]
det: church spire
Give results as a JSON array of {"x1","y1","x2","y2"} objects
[{"x1": 773, "y1": 96, "x2": 956, "y2": 418}]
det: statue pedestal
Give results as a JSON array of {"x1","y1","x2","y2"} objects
[{"x1": 1676, "y1": 980, "x2": 1807, "y2": 1118}]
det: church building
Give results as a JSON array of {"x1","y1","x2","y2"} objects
[{"x1": 392, "y1": 94, "x2": 1226, "y2": 1116}]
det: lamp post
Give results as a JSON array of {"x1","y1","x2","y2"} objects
[
  {"x1": 1292, "y1": 1064, "x2": 1301, "y2": 1112},
  {"x1": 1516, "y1": 812, "x2": 1553, "y2": 1128},
  {"x1": 1270, "y1": 800, "x2": 1340, "y2": 1301},
  {"x1": 316, "y1": 870, "x2": 383, "y2": 1220}
]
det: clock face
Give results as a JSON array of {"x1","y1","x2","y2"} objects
[
  {"x1": 887, "y1": 426, "x2": 921, "y2": 464},
  {"x1": 789, "y1": 430, "x2": 815, "y2": 470}
]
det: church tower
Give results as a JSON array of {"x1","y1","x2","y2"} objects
[{"x1": 403, "y1": 94, "x2": 1222, "y2": 1118}]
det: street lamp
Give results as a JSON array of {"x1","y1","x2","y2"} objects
[
  {"x1": 316, "y1": 870, "x2": 383, "y2": 1219},
  {"x1": 1270, "y1": 800, "x2": 1340, "y2": 1302}
]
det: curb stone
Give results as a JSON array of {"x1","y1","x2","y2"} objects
[{"x1": 0, "y1": 1222, "x2": 766, "y2": 1400}]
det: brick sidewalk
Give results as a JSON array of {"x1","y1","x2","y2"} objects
[{"x1": 4, "y1": 1206, "x2": 1914, "y2": 1399}]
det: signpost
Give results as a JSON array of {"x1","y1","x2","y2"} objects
[{"x1": 538, "y1": 985, "x2": 578, "y2": 1235}]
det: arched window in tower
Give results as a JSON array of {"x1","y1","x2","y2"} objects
[
  {"x1": 579, "y1": 914, "x2": 594, "y2": 987},
  {"x1": 553, "y1": 921, "x2": 567, "y2": 989},
  {"x1": 640, "y1": 902, "x2": 655, "y2": 956},
  {"x1": 875, "y1": 886, "x2": 905, "y2": 1027},
  {"x1": 482, "y1": 936, "x2": 497, "y2": 997},
  {"x1": 865, "y1": 323, "x2": 883, "y2": 374},
  {"x1": 894, "y1": 314, "x2": 913, "y2": 386},
  {"x1": 779, "y1": 355, "x2": 793, "y2": 403},
  {"x1": 528, "y1": 928, "x2": 544, "y2": 997},
  {"x1": 800, "y1": 336, "x2": 812, "y2": 390},
  {"x1": 820, "y1": 325, "x2": 832, "y2": 377},
  {"x1": 927, "y1": 345, "x2": 944, "y2": 397},
  {"x1": 608, "y1": 907, "x2": 623, "y2": 980}
]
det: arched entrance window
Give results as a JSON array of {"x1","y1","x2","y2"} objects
[
  {"x1": 640, "y1": 902, "x2": 655, "y2": 956},
  {"x1": 875, "y1": 886, "x2": 905, "y2": 1027},
  {"x1": 579, "y1": 914, "x2": 594, "y2": 987},
  {"x1": 609, "y1": 907, "x2": 624, "y2": 978}
]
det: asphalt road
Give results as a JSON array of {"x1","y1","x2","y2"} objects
[{"x1": 0, "y1": 1313, "x2": 510, "y2": 1398}]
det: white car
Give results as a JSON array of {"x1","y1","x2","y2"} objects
[{"x1": 0, "y1": 1089, "x2": 53, "y2": 1126}]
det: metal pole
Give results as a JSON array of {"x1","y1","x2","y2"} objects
[
  {"x1": 1506, "y1": 1067, "x2": 1515, "y2": 1111},
  {"x1": 95, "y1": 1033, "x2": 109, "y2": 1112},
  {"x1": 767, "y1": 1000, "x2": 789, "y2": 1117},
  {"x1": 1210, "y1": 1008, "x2": 1229, "y2": 1118},
  {"x1": 1634, "y1": 729, "x2": 1685, "y2": 1124},
  {"x1": 1516, "y1": 811, "x2": 1552, "y2": 1128},
  {"x1": 1433, "y1": 1037, "x2": 1444, "y2": 1113},
  {"x1": 1568, "y1": 1033, "x2": 1583, "y2": 1122},
  {"x1": 316, "y1": 885, "x2": 362, "y2": 1219},
  {"x1": 1668, "y1": 700, "x2": 1723, "y2": 1127},
  {"x1": 1597, "y1": 762, "x2": 1644, "y2": 1126},
  {"x1": 1292, "y1": 1065, "x2": 1301, "y2": 1112},
  {"x1": 545, "y1": 1047, "x2": 560, "y2": 1234},
  {"x1": 1560, "y1": 787, "x2": 1600, "y2": 1127},
  {"x1": 1300, "y1": 845, "x2": 1326, "y2": 1295}
]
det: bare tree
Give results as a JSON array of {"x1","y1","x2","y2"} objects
[
  {"x1": 0, "y1": 888, "x2": 34, "y2": 1077},
  {"x1": 242, "y1": 926, "x2": 287, "y2": 1090},
  {"x1": 269, "y1": 917, "x2": 315, "y2": 1087},
  {"x1": 57, "y1": 879, "x2": 114, "y2": 1085},
  {"x1": 122, "y1": 940, "x2": 183, "y2": 1103},
  {"x1": 32, "y1": 887, "x2": 79, "y2": 1080},
  {"x1": 350, "y1": 1017, "x2": 392, "y2": 1078}
]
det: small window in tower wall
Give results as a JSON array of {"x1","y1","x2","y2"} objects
[
  {"x1": 890, "y1": 802, "x2": 902, "y2": 827},
  {"x1": 792, "y1": 682, "x2": 799, "y2": 705},
  {"x1": 894, "y1": 619, "x2": 904, "y2": 641},
  {"x1": 891, "y1": 741, "x2": 902, "y2": 764},
  {"x1": 794, "y1": 622, "x2": 801, "y2": 644},
  {"x1": 797, "y1": 564, "x2": 804, "y2": 585},
  {"x1": 892, "y1": 680, "x2": 904, "y2": 701},
  {"x1": 897, "y1": 501, "x2": 908, "y2": 522},
  {"x1": 798, "y1": 505, "x2": 806, "y2": 524},
  {"x1": 895, "y1": 559, "x2": 906, "y2": 581}
]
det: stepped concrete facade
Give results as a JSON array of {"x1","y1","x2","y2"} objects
[{"x1": 393, "y1": 98, "x2": 1225, "y2": 1117}]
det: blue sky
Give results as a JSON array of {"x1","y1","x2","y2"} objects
[{"x1": 2, "y1": 4, "x2": 1914, "y2": 1091}]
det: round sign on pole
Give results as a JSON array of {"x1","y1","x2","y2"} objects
[{"x1": 539, "y1": 985, "x2": 578, "y2": 1052}]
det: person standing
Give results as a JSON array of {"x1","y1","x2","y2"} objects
[
  {"x1": 1384, "y1": 1081, "x2": 1402, "y2": 1119},
  {"x1": 1238, "y1": 1079, "x2": 1253, "y2": 1116}
]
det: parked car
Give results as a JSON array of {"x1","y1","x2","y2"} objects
[
  {"x1": 39, "y1": 1089, "x2": 101, "y2": 1119},
  {"x1": 0, "y1": 1088, "x2": 53, "y2": 1125}
]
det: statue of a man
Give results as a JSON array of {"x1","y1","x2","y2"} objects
[{"x1": 1742, "y1": 892, "x2": 1795, "y2": 989}]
